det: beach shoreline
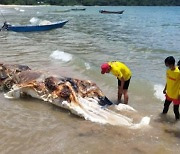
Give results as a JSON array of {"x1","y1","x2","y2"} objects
[{"x1": 0, "y1": 4, "x2": 49, "y2": 8}]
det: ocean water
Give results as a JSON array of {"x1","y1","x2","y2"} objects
[{"x1": 0, "y1": 5, "x2": 180, "y2": 153}]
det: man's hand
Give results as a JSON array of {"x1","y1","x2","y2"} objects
[
  {"x1": 163, "y1": 84, "x2": 167, "y2": 94},
  {"x1": 163, "y1": 89, "x2": 166, "y2": 94}
]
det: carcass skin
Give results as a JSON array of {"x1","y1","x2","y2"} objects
[
  {"x1": 0, "y1": 63, "x2": 150, "y2": 128},
  {"x1": 0, "y1": 63, "x2": 112, "y2": 115}
]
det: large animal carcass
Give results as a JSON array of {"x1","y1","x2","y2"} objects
[{"x1": 0, "y1": 63, "x2": 150, "y2": 128}]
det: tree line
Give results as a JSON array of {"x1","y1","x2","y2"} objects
[{"x1": 0, "y1": 0, "x2": 180, "y2": 6}]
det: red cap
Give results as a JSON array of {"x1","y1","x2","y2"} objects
[{"x1": 101, "y1": 63, "x2": 109, "y2": 74}]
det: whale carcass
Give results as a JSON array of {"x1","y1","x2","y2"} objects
[{"x1": 0, "y1": 63, "x2": 150, "y2": 128}]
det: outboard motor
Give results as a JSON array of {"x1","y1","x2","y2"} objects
[{"x1": 1, "y1": 22, "x2": 9, "y2": 31}]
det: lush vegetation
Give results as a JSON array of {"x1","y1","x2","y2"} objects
[{"x1": 0, "y1": 0, "x2": 180, "y2": 6}]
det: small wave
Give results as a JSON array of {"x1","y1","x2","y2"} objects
[
  {"x1": 154, "y1": 84, "x2": 165, "y2": 101},
  {"x1": 14, "y1": 7, "x2": 25, "y2": 12},
  {"x1": 19, "y1": 9, "x2": 25, "y2": 12},
  {"x1": 50, "y1": 50, "x2": 72, "y2": 62}
]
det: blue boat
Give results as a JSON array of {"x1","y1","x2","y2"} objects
[{"x1": 1, "y1": 20, "x2": 68, "y2": 32}]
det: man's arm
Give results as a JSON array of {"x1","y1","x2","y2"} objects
[{"x1": 163, "y1": 84, "x2": 167, "y2": 94}]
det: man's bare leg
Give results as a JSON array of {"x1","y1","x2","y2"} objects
[
  {"x1": 118, "y1": 86, "x2": 122, "y2": 104},
  {"x1": 123, "y1": 90, "x2": 129, "y2": 104}
]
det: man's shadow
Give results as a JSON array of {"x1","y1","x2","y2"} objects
[
  {"x1": 155, "y1": 113, "x2": 180, "y2": 139},
  {"x1": 164, "y1": 128, "x2": 180, "y2": 139},
  {"x1": 155, "y1": 113, "x2": 177, "y2": 124}
]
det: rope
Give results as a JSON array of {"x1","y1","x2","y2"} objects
[{"x1": 0, "y1": 10, "x2": 6, "y2": 22}]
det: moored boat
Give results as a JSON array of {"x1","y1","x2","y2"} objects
[
  {"x1": 99, "y1": 10, "x2": 124, "y2": 14},
  {"x1": 1, "y1": 20, "x2": 68, "y2": 32},
  {"x1": 53, "y1": 9, "x2": 71, "y2": 13},
  {"x1": 71, "y1": 8, "x2": 86, "y2": 11}
]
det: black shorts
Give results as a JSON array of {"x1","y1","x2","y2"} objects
[{"x1": 118, "y1": 77, "x2": 131, "y2": 90}]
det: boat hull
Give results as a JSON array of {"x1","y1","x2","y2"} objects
[
  {"x1": 71, "y1": 8, "x2": 86, "y2": 11},
  {"x1": 99, "y1": 10, "x2": 124, "y2": 14},
  {"x1": 7, "y1": 20, "x2": 68, "y2": 32}
]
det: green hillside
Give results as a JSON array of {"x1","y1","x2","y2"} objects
[{"x1": 0, "y1": 0, "x2": 180, "y2": 6}]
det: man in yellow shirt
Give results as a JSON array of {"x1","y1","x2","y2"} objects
[
  {"x1": 162, "y1": 56, "x2": 180, "y2": 120},
  {"x1": 177, "y1": 60, "x2": 180, "y2": 101},
  {"x1": 101, "y1": 61, "x2": 132, "y2": 104}
]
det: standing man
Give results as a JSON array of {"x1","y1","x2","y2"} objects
[
  {"x1": 101, "y1": 61, "x2": 132, "y2": 104},
  {"x1": 162, "y1": 56, "x2": 180, "y2": 120}
]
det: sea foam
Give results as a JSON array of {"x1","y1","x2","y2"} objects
[
  {"x1": 50, "y1": 50, "x2": 72, "y2": 62},
  {"x1": 154, "y1": 84, "x2": 165, "y2": 101}
]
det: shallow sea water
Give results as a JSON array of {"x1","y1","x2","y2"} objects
[{"x1": 0, "y1": 5, "x2": 180, "y2": 153}]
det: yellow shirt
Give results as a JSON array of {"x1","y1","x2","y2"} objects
[
  {"x1": 166, "y1": 66, "x2": 180, "y2": 99},
  {"x1": 108, "y1": 61, "x2": 132, "y2": 81}
]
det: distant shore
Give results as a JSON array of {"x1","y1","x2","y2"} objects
[
  {"x1": 0, "y1": 4, "x2": 179, "y2": 7},
  {"x1": 0, "y1": 4, "x2": 18, "y2": 7},
  {"x1": 0, "y1": 4, "x2": 50, "y2": 8}
]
